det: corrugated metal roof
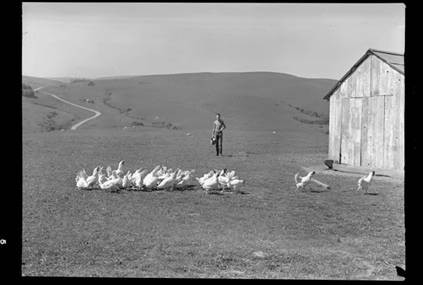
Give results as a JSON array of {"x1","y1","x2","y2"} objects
[
  {"x1": 371, "y1": 49, "x2": 404, "y2": 74},
  {"x1": 323, "y1": 49, "x2": 404, "y2": 100}
]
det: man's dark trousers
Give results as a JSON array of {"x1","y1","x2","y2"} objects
[{"x1": 215, "y1": 132, "x2": 223, "y2": 156}]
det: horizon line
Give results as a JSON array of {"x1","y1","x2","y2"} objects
[{"x1": 22, "y1": 70, "x2": 338, "y2": 81}]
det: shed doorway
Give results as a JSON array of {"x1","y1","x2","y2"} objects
[{"x1": 339, "y1": 95, "x2": 390, "y2": 169}]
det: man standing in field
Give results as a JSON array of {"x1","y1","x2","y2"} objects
[{"x1": 212, "y1": 113, "x2": 226, "y2": 156}]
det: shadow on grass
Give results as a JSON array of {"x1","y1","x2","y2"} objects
[
  {"x1": 233, "y1": 190, "x2": 249, "y2": 195},
  {"x1": 77, "y1": 184, "x2": 246, "y2": 195},
  {"x1": 207, "y1": 191, "x2": 225, "y2": 195},
  {"x1": 220, "y1": 152, "x2": 250, "y2": 158},
  {"x1": 204, "y1": 189, "x2": 249, "y2": 195},
  {"x1": 375, "y1": 174, "x2": 391, "y2": 178},
  {"x1": 326, "y1": 169, "x2": 391, "y2": 178},
  {"x1": 173, "y1": 185, "x2": 198, "y2": 192},
  {"x1": 92, "y1": 185, "x2": 201, "y2": 193},
  {"x1": 308, "y1": 189, "x2": 330, "y2": 193},
  {"x1": 364, "y1": 192, "x2": 379, "y2": 196}
]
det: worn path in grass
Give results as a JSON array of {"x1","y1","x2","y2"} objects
[
  {"x1": 35, "y1": 87, "x2": 102, "y2": 130},
  {"x1": 22, "y1": 128, "x2": 404, "y2": 279}
]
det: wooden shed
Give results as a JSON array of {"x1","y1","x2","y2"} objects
[{"x1": 324, "y1": 49, "x2": 404, "y2": 170}]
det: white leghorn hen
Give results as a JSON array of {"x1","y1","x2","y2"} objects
[
  {"x1": 114, "y1": 160, "x2": 125, "y2": 177},
  {"x1": 225, "y1": 170, "x2": 236, "y2": 180},
  {"x1": 97, "y1": 172, "x2": 121, "y2": 191},
  {"x1": 196, "y1": 170, "x2": 215, "y2": 186},
  {"x1": 106, "y1": 166, "x2": 112, "y2": 178},
  {"x1": 121, "y1": 171, "x2": 131, "y2": 188},
  {"x1": 135, "y1": 169, "x2": 149, "y2": 189},
  {"x1": 218, "y1": 171, "x2": 231, "y2": 190},
  {"x1": 130, "y1": 168, "x2": 146, "y2": 188},
  {"x1": 126, "y1": 170, "x2": 133, "y2": 182},
  {"x1": 357, "y1": 171, "x2": 376, "y2": 193},
  {"x1": 143, "y1": 165, "x2": 162, "y2": 189},
  {"x1": 85, "y1": 166, "x2": 100, "y2": 189},
  {"x1": 228, "y1": 178, "x2": 245, "y2": 191},
  {"x1": 79, "y1": 169, "x2": 88, "y2": 180},
  {"x1": 174, "y1": 168, "x2": 183, "y2": 179},
  {"x1": 201, "y1": 172, "x2": 220, "y2": 191},
  {"x1": 294, "y1": 171, "x2": 315, "y2": 190},
  {"x1": 155, "y1": 166, "x2": 167, "y2": 179},
  {"x1": 75, "y1": 166, "x2": 100, "y2": 189},
  {"x1": 76, "y1": 172, "x2": 88, "y2": 189},
  {"x1": 157, "y1": 171, "x2": 177, "y2": 190},
  {"x1": 176, "y1": 170, "x2": 194, "y2": 188}
]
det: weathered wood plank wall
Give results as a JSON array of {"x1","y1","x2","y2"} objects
[
  {"x1": 328, "y1": 54, "x2": 404, "y2": 170},
  {"x1": 340, "y1": 97, "x2": 350, "y2": 164},
  {"x1": 350, "y1": 98, "x2": 363, "y2": 166},
  {"x1": 361, "y1": 97, "x2": 370, "y2": 167},
  {"x1": 397, "y1": 75, "x2": 405, "y2": 169}
]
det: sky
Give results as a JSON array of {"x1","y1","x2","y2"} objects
[{"x1": 22, "y1": 3, "x2": 405, "y2": 80}]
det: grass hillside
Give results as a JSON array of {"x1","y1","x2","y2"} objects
[
  {"x1": 40, "y1": 72, "x2": 336, "y2": 132},
  {"x1": 22, "y1": 75, "x2": 63, "y2": 89},
  {"x1": 22, "y1": 76, "x2": 95, "y2": 133}
]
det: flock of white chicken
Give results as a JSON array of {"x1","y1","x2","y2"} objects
[
  {"x1": 75, "y1": 160, "x2": 245, "y2": 193},
  {"x1": 75, "y1": 160, "x2": 376, "y2": 194},
  {"x1": 196, "y1": 169, "x2": 245, "y2": 192},
  {"x1": 75, "y1": 161, "x2": 196, "y2": 192}
]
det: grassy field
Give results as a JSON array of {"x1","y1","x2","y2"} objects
[{"x1": 22, "y1": 127, "x2": 404, "y2": 279}]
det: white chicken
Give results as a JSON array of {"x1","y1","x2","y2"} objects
[
  {"x1": 228, "y1": 178, "x2": 245, "y2": 191},
  {"x1": 294, "y1": 171, "x2": 315, "y2": 190},
  {"x1": 196, "y1": 170, "x2": 214, "y2": 186},
  {"x1": 218, "y1": 173, "x2": 231, "y2": 190},
  {"x1": 155, "y1": 166, "x2": 167, "y2": 179},
  {"x1": 196, "y1": 169, "x2": 244, "y2": 193},
  {"x1": 175, "y1": 170, "x2": 195, "y2": 189},
  {"x1": 126, "y1": 171, "x2": 133, "y2": 182},
  {"x1": 75, "y1": 166, "x2": 100, "y2": 189},
  {"x1": 121, "y1": 171, "x2": 131, "y2": 189},
  {"x1": 143, "y1": 165, "x2": 162, "y2": 189},
  {"x1": 200, "y1": 172, "x2": 220, "y2": 191},
  {"x1": 75, "y1": 172, "x2": 88, "y2": 189},
  {"x1": 130, "y1": 168, "x2": 148, "y2": 189},
  {"x1": 114, "y1": 160, "x2": 125, "y2": 177},
  {"x1": 106, "y1": 166, "x2": 112, "y2": 178},
  {"x1": 225, "y1": 170, "x2": 236, "y2": 180},
  {"x1": 97, "y1": 172, "x2": 121, "y2": 191},
  {"x1": 157, "y1": 171, "x2": 177, "y2": 190},
  {"x1": 357, "y1": 171, "x2": 376, "y2": 193}
]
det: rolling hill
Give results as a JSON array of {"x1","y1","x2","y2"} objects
[
  {"x1": 23, "y1": 72, "x2": 337, "y2": 133},
  {"x1": 22, "y1": 75, "x2": 63, "y2": 89}
]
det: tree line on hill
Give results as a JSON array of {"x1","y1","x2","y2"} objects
[{"x1": 70, "y1": 78, "x2": 95, "y2": 86}]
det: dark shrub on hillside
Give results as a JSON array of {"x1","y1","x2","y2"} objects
[
  {"x1": 131, "y1": 121, "x2": 144, "y2": 126},
  {"x1": 71, "y1": 78, "x2": 90, "y2": 84},
  {"x1": 152, "y1": 121, "x2": 166, "y2": 127},
  {"x1": 88, "y1": 81, "x2": 95, "y2": 86},
  {"x1": 22, "y1": 83, "x2": 36, "y2": 98}
]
